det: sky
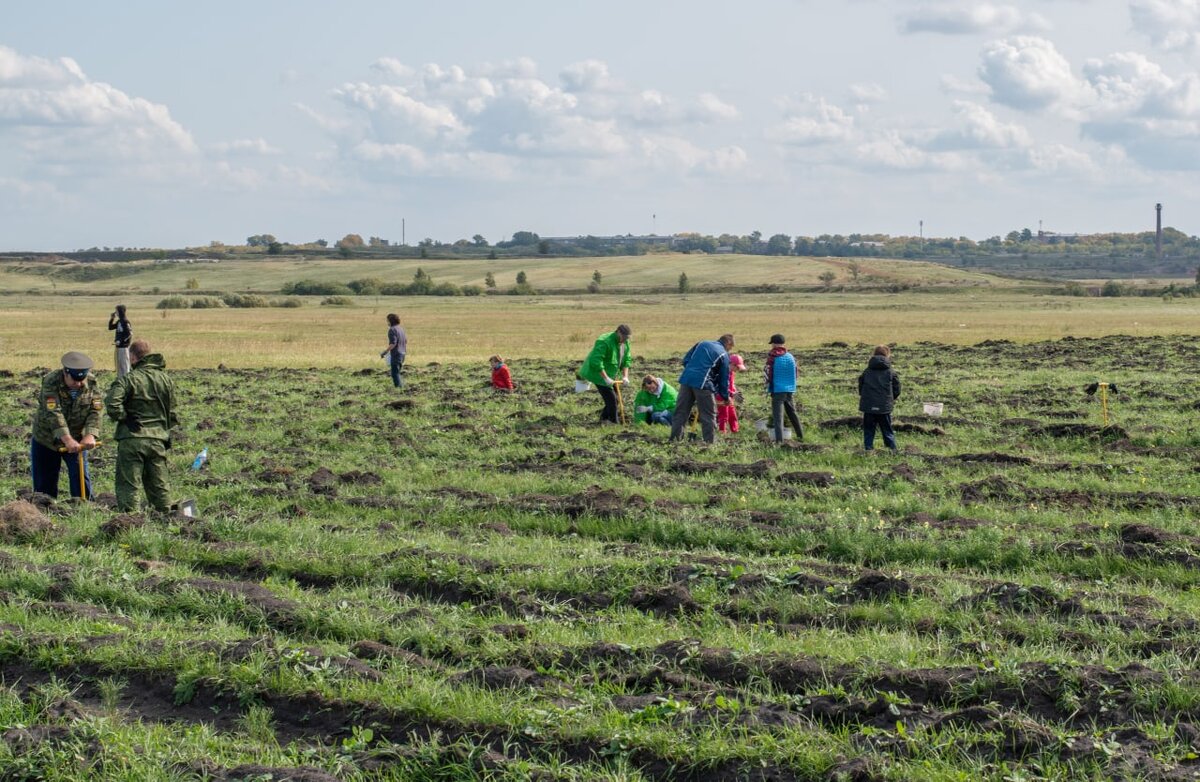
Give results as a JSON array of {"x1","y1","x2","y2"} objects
[{"x1": 3, "y1": 0, "x2": 1200, "y2": 250}]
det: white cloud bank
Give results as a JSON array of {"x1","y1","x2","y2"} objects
[
  {"x1": 900, "y1": 4, "x2": 1049, "y2": 35},
  {"x1": 309, "y1": 56, "x2": 746, "y2": 181}
]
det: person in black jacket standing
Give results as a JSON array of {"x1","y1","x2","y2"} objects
[
  {"x1": 858, "y1": 345, "x2": 901, "y2": 451},
  {"x1": 108, "y1": 305, "x2": 133, "y2": 378}
]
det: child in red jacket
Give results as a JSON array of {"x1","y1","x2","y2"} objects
[
  {"x1": 490, "y1": 355, "x2": 514, "y2": 391},
  {"x1": 717, "y1": 354, "x2": 745, "y2": 432}
]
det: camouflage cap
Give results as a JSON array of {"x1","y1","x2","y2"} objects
[{"x1": 61, "y1": 351, "x2": 94, "y2": 379}]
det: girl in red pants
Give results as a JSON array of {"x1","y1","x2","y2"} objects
[{"x1": 717, "y1": 354, "x2": 745, "y2": 432}]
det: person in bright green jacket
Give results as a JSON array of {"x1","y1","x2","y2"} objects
[
  {"x1": 633, "y1": 374, "x2": 677, "y2": 425},
  {"x1": 577, "y1": 324, "x2": 632, "y2": 423}
]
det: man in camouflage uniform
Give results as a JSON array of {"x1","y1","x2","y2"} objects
[
  {"x1": 105, "y1": 340, "x2": 179, "y2": 512},
  {"x1": 30, "y1": 351, "x2": 102, "y2": 499}
]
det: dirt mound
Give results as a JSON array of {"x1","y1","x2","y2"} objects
[
  {"x1": 14, "y1": 489, "x2": 56, "y2": 510},
  {"x1": 561, "y1": 486, "x2": 648, "y2": 519},
  {"x1": 258, "y1": 466, "x2": 294, "y2": 483},
  {"x1": 3, "y1": 725, "x2": 92, "y2": 753},
  {"x1": 907, "y1": 512, "x2": 986, "y2": 530},
  {"x1": 955, "y1": 452, "x2": 1035, "y2": 465},
  {"x1": 727, "y1": 459, "x2": 775, "y2": 478},
  {"x1": 630, "y1": 584, "x2": 701, "y2": 615},
  {"x1": 845, "y1": 572, "x2": 912, "y2": 601},
  {"x1": 669, "y1": 458, "x2": 723, "y2": 475},
  {"x1": 777, "y1": 471, "x2": 835, "y2": 487},
  {"x1": 448, "y1": 665, "x2": 553, "y2": 690},
  {"x1": 893, "y1": 422, "x2": 946, "y2": 435},
  {"x1": 221, "y1": 766, "x2": 341, "y2": 782},
  {"x1": 338, "y1": 470, "x2": 381, "y2": 485},
  {"x1": 0, "y1": 501, "x2": 56, "y2": 541},
  {"x1": 165, "y1": 578, "x2": 301, "y2": 625},
  {"x1": 306, "y1": 467, "x2": 338, "y2": 497},
  {"x1": 890, "y1": 463, "x2": 917, "y2": 482},
  {"x1": 999, "y1": 418, "x2": 1042, "y2": 429},
  {"x1": 959, "y1": 583, "x2": 1082, "y2": 615},
  {"x1": 99, "y1": 513, "x2": 145, "y2": 537},
  {"x1": 819, "y1": 416, "x2": 862, "y2": 430},
  {"x1": 32, "y1": 600, "x2": 134, "y2": 627},
  {"x1": 384, "y1": 398, "x2": 415, "y2": 410},
  {"x1": 783, "y1": 572, "x2": 834, "y2": 593},
  {"x1": 1034, "y1": 423, "x2": 1128, "y2": 440},
  {"x1": 1119, "y1": 523, "x2": 1179, "y2": 546},
  {"x1": 349, "y1": 640, "x2": 437, "y2": 669}
]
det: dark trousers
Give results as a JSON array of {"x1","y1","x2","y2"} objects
[
  {"x1": 863, "y1": 413, "x2": 897, "y2": 450},
  {"x1": 30, "y1": 439, "x2": 92, "y2": 499},
  {"x1": 389, "y1": 353, "x2": 405, "y2": 388},
  {"x1": 670, "y1": 385, "x2": 717, "y2": 443},
  {"x1": 597, "y1": 384, "x2": 618, "y2": 423},
  {"x1": 771, "y1": 393, "x2": 804, "y2": 442}
]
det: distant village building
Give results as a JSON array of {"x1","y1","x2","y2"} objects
[
  {"x1": 1036, "y1": 230, "x2": 1082, "y2": 243},
  {"x1": 714, "y1": 246, "x2": 734, "y2": 254}
]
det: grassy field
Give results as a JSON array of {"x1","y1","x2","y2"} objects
[
  {"x1": 1, "y1": 337, "x2": 1200, "y2": 780},
  {"x1": 0, "y1": 291, "x2": 1198, "y2": 370},
  {"x1": 0, "y1": 254, "x2": 1027, "y2": 295}
]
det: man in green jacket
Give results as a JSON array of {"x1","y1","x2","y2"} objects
[
  {"x1": 105, "y1": 340, "x2": 179, "y2": 512},
  {"x1": 633, "y1": 375, "x2": 677, "y2": 425},
  {"x1": 578, "y1": 324, "x2": 632, "y2": 424},
  {"x1": 30, "y1": 351, "x2": 102, "y2": 499}
]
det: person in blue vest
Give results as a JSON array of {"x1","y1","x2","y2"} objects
[
  {"x1": 764, "y1": 334, "x2": 804, "y2": 443},
  {"x1": 669, "y1": 334, "x2": 734, "y2": 444}
]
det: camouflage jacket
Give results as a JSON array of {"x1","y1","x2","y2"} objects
[
  {"x1": 31, "y1": 370, "x2": 103, "y2": 449},
  {"x1": 105, "y1": 353, "x2": 179, "y2": 441}
]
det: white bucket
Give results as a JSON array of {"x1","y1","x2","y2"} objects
[
  {"x1": 574, "y1": 379, "x2": 592, "y2": 393},
  {"x1": 923, "y1": 402, "x2": 944, "y2": 417}
]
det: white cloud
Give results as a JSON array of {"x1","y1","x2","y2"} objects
[
  {"x1": 212, "y1": 138, "x2": 283, "y2": 156},
  {"x1": 332, "y1": 82, "x2": 469, "y2": 142},
  {"x1": 1130, "y1": 0, "x2": 1200, "y2": 53},
  {"x1": 0, "y1": 43, "x2": 198, "y2": 187},
  {"x1": 855, "y1": 133, "x2": 936, "y2": 170},
  {"x1": 314, "y1": 56, "x2": 744, "y2": 183},
  {"x1": 849, "y1": 83, "x2": 887, "y2": 104},
  {"x1": 941, "y1": 74, "x2": 991, "y2": 96},
  {"x1": 1023, "y1": 143, "x2": 1097, "y2": 174},
  {"x1": 560, "y1": 59, "x2": 617, "y2": 93},
  {"x1": 638, "y1": 136, "x2": 748, "y2": 175},
  {"x1": 767, "y1": 95, "x2": 856, "y2": 145},
  {"x1": 978, "y1": 36, "x2": 1090, "y2": 113},
  {"x1": 901, "y1": 4, "x2": 1049, "y2": 35},
  {"x1": 928, "y1": 101, "x2": 1032, "y2": 150}
]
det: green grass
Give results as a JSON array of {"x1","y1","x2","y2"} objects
[
  {"x1": 1, "y1": 253, "x2": 1025, "y2": 295},
  {"x1": 1, "y1": 335, "x2": 1199, "y2": 780}
]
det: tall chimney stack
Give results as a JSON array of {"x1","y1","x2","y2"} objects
[{"x1": 1156, "y1": 203, "x2": 1163, "y2": 261}]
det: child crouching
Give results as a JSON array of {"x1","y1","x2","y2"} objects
[{"x1": 490, "y1": 355, "x2": 514, "y2": 391}]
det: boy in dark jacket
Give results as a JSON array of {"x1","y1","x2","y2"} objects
[{"x1": 858, "y1": 345, "x2": 901, "y2": 451}]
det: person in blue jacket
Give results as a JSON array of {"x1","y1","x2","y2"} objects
[
  {"x1": 669, "y1": 334, "x2": 734, "y2": 444},
  {"x1": 764, "y1": 333, "x2": 804, "y2": 443}
]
